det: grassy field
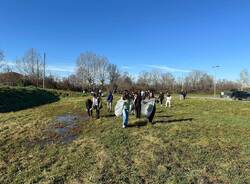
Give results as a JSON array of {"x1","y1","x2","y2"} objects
[
  {"x1": 0, "y1": 86, "x2": 85, "y2": 113},
  {"x1": 0, "y1": 88, "x2": 250, "y2": 183}
]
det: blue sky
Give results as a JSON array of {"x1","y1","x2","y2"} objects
[{"x1": 1, "y1": 0, "x2": 250, "y2": 80}]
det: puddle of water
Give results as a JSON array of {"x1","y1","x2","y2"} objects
[
  {"x1": 54, "y1": 127, "x2": 68, "y2": 136},
  {"x1": 29, "y1": 114, "x2": 90, "y2": 147},
  {"x1": 46, "y1": 114, "x2": 89, "y2": 144},
  {"x1": 61, "y1": 135, "x2": 77, "y2": 144},
  {"x1": 56, "y1": 114, "x2": 89, "y2": 124},
  {"x1": 56, "y1": 114, "x2": 78, "y2": 124}
]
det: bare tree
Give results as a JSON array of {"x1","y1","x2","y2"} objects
[
  {"x1": 117, "y1": 72, "x2": 133, "y2": 91},
  {"x1": 199, "y1": 73, "x2": 213, "y2": 92},
  {"x1": 138, "y1": 70, "x2": 170, "y2": 91},
  {"x1": 161, "y1": 72, "x2": 175, "y2": 91},
  {"x1": 150, "y1": 70, "x2": 160, "y2": 88},
  {"x1": 96, "y1": 56, "x2": 109, "y2": 86},
  {"x1": 16, "y1": 48, "x2": 43, "y2": 82},
  {"x1": 185, "y1": 70, "x2": 213, "y2": 92},
  {"x1": 2, "y1": 65, "x2": 13, "y2": 73},
  {"x1": 137, "y1": 71, "x2": 151, "y2": 89},
  {"x1": 68, "y1": 74, "x2": 81, "y2": 88},
  {"x1": 185, "y1": 70, "x2": 203, "y2": 90},
  {"x1": 0, "y1": 50, "x2": 4, "y2": 71},
  {"x1": 239, "y1": 69, "x2": 250, "y2": 90},
  {"x1": 0, "y1": 50, "x2": 12, "y2": 73},
  {"x1": 107, "y1": 63, "x2": 120, "y2": 85},
  {"x1": 76, "y1": 52, "x2": 99, "y2": 89},
  {"x1": 217, "y1": 79, "x2": 240, "y2": 91}
]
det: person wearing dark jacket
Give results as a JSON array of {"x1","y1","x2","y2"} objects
[
  {"x1": 85, "y1": 98, "x2": 93, "y2": 118},
  {"x1": 159, "y1": 92, "x2": 164, "y2": 107},
  {"x1": 183, "y1": 90, "x2": 187, "y2": 100},
  {"x1": 134, "y1": 91, "x2": 142, "y2": 119},
  {"x1": 107, "y1": 91, "x2": 113, "y2": 112}
]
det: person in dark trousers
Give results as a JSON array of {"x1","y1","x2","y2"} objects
[
  {"x1": 92, "y1": 93, "x2": 102, "y2": 119},
  {"x1": 183, "y1": 90, "x2": 187, "y2": 100},
  {"x1": 148, "y1": 104, "x2": 156, "y2": 123},
  {"x1": 159, "y1": 92, "x2": 164, "y2": 107},
  {"x1": 148, "y1": 91, "x2": 156, "y2": 124},
  {"x1": 85, "y1": 98, "x2": 93, "y2": 118},
  {"x1": 129, "y1": 92, "x2": 135, "y2": 115},
  {"x1": 180, "y1": 90, "x2": 184, "y2": 100},
  {"x1": 134, "y1": 91, "x2": 142, "y2": 119},
  {"x1": 107, "y1": 91, "x2": 113, "y2": 112}
]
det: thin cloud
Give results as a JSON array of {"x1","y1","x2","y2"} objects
[
  {"x1": 4, "y1": 60, "x2": 74, "y2": 73},
  {"x1": 145, "y1": 65, "x2": 191, "y2": 73},
  {"x1": 47, "y1": 66, "x2": 74, "y2": 73},
  {"x1": 121, "y1": 65, "x2": 131, "y2": 69},
  {"x1": 2, "y1": 61, "x2": 15, "y2": 66}
]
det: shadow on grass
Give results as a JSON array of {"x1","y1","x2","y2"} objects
[
  {"x1": 156, "y1": 115, "x2": 173, "y2": 118},
  {"x1": 156, "y1": 109, "x2": 165, "y2": 114},
  {"x1": 0, "y1": 87, "x2": 60, "y2": 113},
  {"x1": 156, "y1": 108, "x2": 174, "y2": 113},
  {"x1": 154, "y1": 118, "x2": 193, "y2": 124},
  {"x1": 128, "y1": 118, "x2": 148, "y2": 127},
  {"x1": 103, "y1": 113, "x2": 116, "y2": 118}
]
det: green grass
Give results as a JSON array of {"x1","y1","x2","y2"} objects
[
  {"x1": 0, "y1": 92, "x2": 250, "y2": 183},
  {"x1": 0, "y1": 86, "x2": 87, "y2": 113},
  {"x1": 0, "y1": 86, "x2": 60, "y2": 113}
]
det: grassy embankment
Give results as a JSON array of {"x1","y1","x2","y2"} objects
[{"x1": 0, "y1": 87, "x2": 250, "y2": 183}]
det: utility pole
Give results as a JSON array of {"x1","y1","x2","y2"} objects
[
  {"x1": 212, "y1": 65, "x2": 220, "y2": 97},
  {"x1": 43, "y1": 53, "x2": 46, "y2": 89},
  {"x1": 181, "y1": 72, "x2": 184, "y2": 90},
  {"x1": 36, "y1": 58, "x2": 39, "y2": 88},
  {"x1": 31, "y1": 48, "x2": 35, "y2": 79}
]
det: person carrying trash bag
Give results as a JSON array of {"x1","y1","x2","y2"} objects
[
  {"x1": 147, "y1": 91, "x2": 156, "y2": 123},
  {"x1": 122, "y1": 91, "x2": 130, "y2": 128},
  {"x1": 115, "y1": 90, "x2": 156, "y2": 127}
]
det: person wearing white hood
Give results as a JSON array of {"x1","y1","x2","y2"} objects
[{"x1": 166, "y1": 93, "x2": 172, "y2": 108}]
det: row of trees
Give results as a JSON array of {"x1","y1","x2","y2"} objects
[
  {"x1": 76, "y1": 52, "x2": 120, "y2": 88},
  {"x1": 0, "y1": 48, "x2": 246, "y2": 93},
  {"x1": 118, "y1": 70, "x2": 240, "y2": 93}
]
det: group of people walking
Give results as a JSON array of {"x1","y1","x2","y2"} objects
[
  {"x1": 120, "y1": 90, "x2": 157, "y2": 128},
  {"x1": 158, "y1": 92, "x2": 172, "y2": 108},
  {"x1": 85, "y1": 93, "x2": 103, "y2": 119},
  {"x1": 85, "y1": 89, "x2": 187, "y2": 128},
  {"x1": 85, "y1": 90, "x2": 114, "y2": 119}
]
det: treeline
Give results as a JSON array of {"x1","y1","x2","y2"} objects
[{"x1": 0, "y1": 48, "x2": 242, "y2": 93}]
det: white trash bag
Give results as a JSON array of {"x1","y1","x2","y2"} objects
[
  {"x1": 115, "y1": 98, "x2": 155, "y2": 118},
  {"x1": 115, "y1": 99, "x2": 125, "y2": 117},
  {"x1": 141, "y1": 99, "x2": 155, "y2": 117}
]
